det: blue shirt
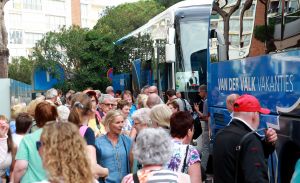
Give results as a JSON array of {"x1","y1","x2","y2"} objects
[
  {"x1": 291, "y1": 159, "x2": 300, "y2": 183},
  {"x1": 95, "y1": 134, "x2": 132, "y2": 183}
]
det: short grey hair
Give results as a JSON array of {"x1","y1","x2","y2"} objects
[
  {"x1": 146, "y1": 93, "x2": 161, "y2": 108},
  {"x1": 45, "y1": 88, "x2": 58, "y2": 99},
  {"x1": 106, "y1": 86, "x2": 114, "y2": 93},
  {"x1": 57, "y1": 105, "x2": 70, "y2": 122},
  {"x1": 132, "y1": 108, "x2": 151, "y2": 126},
  {"x1": 133, "y1": 128, "x2": 172, "y2": 165},
  {"x1": 98, "y1": 94, "x2": 114, "y2": 104}
]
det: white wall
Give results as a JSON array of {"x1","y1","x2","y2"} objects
[{"x1": 0, "y1": 79, "x2": 11, "y2": 118}]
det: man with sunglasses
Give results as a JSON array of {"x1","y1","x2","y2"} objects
[{"x1": 98, "y1": 94, "x2": 116, "y2": 120}]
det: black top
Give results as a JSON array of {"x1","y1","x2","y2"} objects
[
  {"x1": 213, "y1": 118, "x2": 274, "y2": 183},
  {"x1": 84, "y1": 127, "x2": 96, "y2": 146}
]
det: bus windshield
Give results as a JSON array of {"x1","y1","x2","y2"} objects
[{"x1": 176, "y1": 16, "x2": 209, "y2": 93}]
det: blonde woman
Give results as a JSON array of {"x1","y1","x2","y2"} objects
[
  {"x1": 95, "y1": 110, "x2": 132, "y2": 183},
  {"x1": 37, "y1": 121, "x2": 94, "y2": 183},
  {"x1": 150, "y1": 104, "x2": 173, "y2": 129}
]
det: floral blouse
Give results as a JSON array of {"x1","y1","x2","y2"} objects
[{"x1": 165, "y1": 139, "x2": 201, "y2": 173}]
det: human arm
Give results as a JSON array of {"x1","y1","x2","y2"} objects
[
  {"x1": 263, "y1": 128, "x2": 277, "y2": 156},
  {"x1": 241, "y1": 137, "x2": 269, "y2": 183},
  {"x1": 84, "y1": 128, "x2": 108, "y2": 178},
  {"x1": 13, "y1": 160, "x2": 28, "y2": 183},
  {"x1": 188, "y1": 162, "x2": 202, "y2": 183},
  {"x1": 86, "y1": 145, "x2": 109, "y2": 178},
  {"x1": 187, "y1": 146, "x2": 202, "y2": 183},
  {"x1": 0, "y1": 120, "x2": 9, "y2": 164}
]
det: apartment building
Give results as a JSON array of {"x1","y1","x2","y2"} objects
[
  {"x1": 4, "y1": 0, "x2": 139, "y2": 60},
  {"x1": 4, "y1": 0, "x2": 72, "y2": 59}
]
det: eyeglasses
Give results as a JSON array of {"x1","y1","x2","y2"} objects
[
  {"x1": 36, "y1": 141, "x2": 43, "y2": 151},
  {"x1": 103, "y1": 103, "x2": 115, "y2": 107}
]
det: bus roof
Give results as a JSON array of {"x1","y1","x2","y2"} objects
[{"x1": 114, "y1": 0, "x2": 213, "y2": 45}]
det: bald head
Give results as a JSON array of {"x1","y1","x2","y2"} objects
[
  {"x1": 226, "y1": 94, "x2": 240, "y2": 112},
  {"x1": 146, "y1": 93, "x2": 161, "y2": 108},
  {"x1": 149, "y1": 86, "x2": 158, "y2": 95}
]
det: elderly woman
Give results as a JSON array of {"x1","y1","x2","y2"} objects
[
  {"x1": 150, "y1": 104, "x2": 173, "y2": 129},
  {"x1": 129, "y1": 108, "x2": 152, "y2": 172},
  {"x1": 122, "y1": 128, "x2": 191, "y2": 183},
  {"x1": 14, "y1": 102, "x2": 58, "y2": 183},
  {"x1": 37, "y1": 121, "x2": 94, "y2": 183},
  {"x1": 85, "y1": 90, "x2": 106, "y2": 136},
  {"x1": 117, "y1": 100, "x2": 132, "y2": 135},
  {"x1": 165, "y1": 111, "x2": 202, "y2": 183},
  {"x1": 95, "y1": 110, "x2": 132, "y2": 183}
]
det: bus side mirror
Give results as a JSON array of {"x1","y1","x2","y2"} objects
[
  {"x1": 211, "y1": 29, "x2": 227, "y2": 61},
  {"x1": 166, "y1": 44, "x2": 176, "y2": 63},
  {"x1": 166, "y1": 27, "x2": 176, "y2": 63}
]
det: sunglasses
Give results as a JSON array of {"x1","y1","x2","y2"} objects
[{"x1": 36, "y1": 141, "x2": 43, "y2": 151}]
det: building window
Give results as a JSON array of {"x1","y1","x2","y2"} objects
[
  {"x1": 46, "y1": 15, "x2": 66, "y2": 30},
  {"x1": 80, "y1": 4, "x2": 89, "y2": 28},
  {"x1": 25, "y1": 32, "x2": 43, "y2": 45},
  {"x1": 46, "y1": 0, "x2": 65, "y2": 13},
  {"x1": 12, "y1": 0, "x2": 22, "y2": 9},
  {"x1": 9, "y1": 14, "x2": 22, "y2": 28},
  {"x1": 9, "y1": 30, "x2": 23, "y2": 44},
  {"x1": 23, "y1": 0, "x2": 42, "y2": 10}
]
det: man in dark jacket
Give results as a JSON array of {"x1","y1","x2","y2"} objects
[{"x1": 213, "y1": 94, "x2": 277, "y2": 183}]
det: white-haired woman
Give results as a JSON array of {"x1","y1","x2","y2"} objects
[
  {"x1": 129, "y1": 108, "x2": 152, "y2": 172},
  {"x1": 95, "y1": 110, "x2": 132, "y2": 183},
  {"x1": 122, "y1": 128, "x2": 191, "y2": 183}
]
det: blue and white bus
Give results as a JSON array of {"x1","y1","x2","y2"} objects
[{"x1": 115, "y1": 0, "x2": 300, "y2": 182}]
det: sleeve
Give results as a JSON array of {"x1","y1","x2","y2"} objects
[
  {"x1": 188, "y1": 145, "x2": 201, "y2": 167},
  {"x1": 0, "y1": 136, "x2": 8, "y2": 164},
  {"x1": 121, "y1": 174, "x2": 133, "y2": 183},
  {"x1": 15, "y1": 136, "x2": 29, "y2": 160},
  {"x1": 240, "y1": 137, "x2": 269, "y2": 183},
  {"x1": 185, "y1": 100, "x2": 192, "y2": 111},
  {"x1": 203, "y1": 100, "x2": 208, "y2": 116},
  {"x1": 291, "y1": 160, "x2": 300, "y2": 183},
  {"x1": 84, "y1": 127, "x2": 96, "y2": 146}
]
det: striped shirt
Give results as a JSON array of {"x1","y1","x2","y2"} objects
[{"x1": 122, "y1": 169, "x2": 190, "y2": 183}]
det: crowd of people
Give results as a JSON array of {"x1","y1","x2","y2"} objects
[{"x1": 0, "y1": 84, "x2": 299, "y2": 183}]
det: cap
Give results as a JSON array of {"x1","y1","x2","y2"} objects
[
  {"x1": 233, "y1": 94, "x2": 270, "y2": 114},
  {"x1": 84, "y1": 90, "x2": 98, "y2": 104}
]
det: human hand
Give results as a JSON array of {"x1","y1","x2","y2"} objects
[
  {"x1": 194, "y1": 103, "x2": 200, "y2": 112},
  {"x1": 265, "y1": 128, "x2": 277, "y2": 145},
  {"x1": 0, "y1": 120, "x2": 9, "y2": 138}
]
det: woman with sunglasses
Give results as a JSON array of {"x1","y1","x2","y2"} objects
[
  {"x1": 36, "y1": 121, "x2": 94, "y2": 183},
  {"x1": 14, "y1": 102, "x2": 58, "y2": 183},
  {"x1": 95, "y1": 110, "x2": 132, "y2": 183},
  {"x1": 68, "y1": 93, "x2": 108, "y2": 179}
]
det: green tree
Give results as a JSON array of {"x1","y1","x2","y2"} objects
[
  {"x1": 8, "y1": 57, "x2": 34, "y2": 84},
  {"x1": 30, "y1": 1, "x2": 165, "y2": 91},
  {"x1": 155, "y1": 0, "x2": 182, "y2": 8},
  {"x1": 94, "y1": 0, "x2": 164, "y2": 74}
]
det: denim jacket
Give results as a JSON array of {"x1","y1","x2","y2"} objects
[{"x1": 95, "y1": 134, "x2": 132, "y2": 183}]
